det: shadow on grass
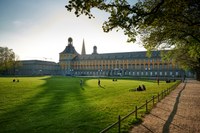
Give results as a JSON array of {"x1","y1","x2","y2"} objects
[
  {"x1": 0, "y1": 76, "x2": 100, "y2": 133},
  {"x1": 99, "y1": 85, "x2": 106, "y2": 89}
]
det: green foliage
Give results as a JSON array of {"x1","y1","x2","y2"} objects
[
  {"x1": 66, "y1": 0, "x2": 138, "y2": 42},
  {"x1": 65, "y1": 0, "x2": 200, "y2": 79},
  {"x1": 0, "y1": 76, "x2": 177, "y2": 133},
  {"x1": 0, "y1": 47, "x2": 18, "y2": 75},
  {"x1": 139, "y1": 1, "x2": 200, "y2": 79}
]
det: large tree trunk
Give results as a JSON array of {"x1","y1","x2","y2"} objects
[
  {"x1": 195, "y1": 59, "x2": 200, "y2": 81},
  {"x1": 196, "y1": 68, "x2": 200, "y2": 81}
]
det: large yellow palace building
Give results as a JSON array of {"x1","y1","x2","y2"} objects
[
  {"x1": 17, "y1": 37, "x2": 194, "y2": 78},
  {"x1": 59, "y1": 37, "x2": 193, "y2": 78}
]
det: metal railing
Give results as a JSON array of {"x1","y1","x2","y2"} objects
[{"x1": 100, "y1": 81, "x2": 181, "y2": 133}]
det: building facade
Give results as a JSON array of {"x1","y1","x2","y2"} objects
[
  {"x1": 59, "y1": 37, "x2": 194, "y2": 78},
  {"x1": 16, "y1": 37, "x2": 194, "y2": 78},
  {"x1": 16, "y1": 60, "x2": 60, "y2": 76}
]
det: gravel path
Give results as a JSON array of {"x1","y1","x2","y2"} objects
[{"x1": 130, "y1": 80, "x2": 200, "y2": 133}]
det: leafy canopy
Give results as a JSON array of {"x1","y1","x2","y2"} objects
[
  {"x1": 66, "y1": 0, "x2": 200, "y2": 79},
  {"x1": 0, "y1": 47, "x2": 16, "y2": 75}
]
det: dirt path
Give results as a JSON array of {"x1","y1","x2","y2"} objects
[{"x1": 130, "y1": 80, "x2": 200, "y2": 133}]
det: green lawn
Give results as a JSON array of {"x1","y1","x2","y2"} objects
[{"x1": 0, "y1": 76, "x2": 178, "y2": 133}]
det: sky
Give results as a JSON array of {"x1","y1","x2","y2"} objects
[{"x1": 0, "y1": 0, "x2": 146, "y2": 63}]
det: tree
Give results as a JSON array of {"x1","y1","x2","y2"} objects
[
  {"x1": 0, "y1": 47, "x2": 18, "y2": 75},
  {"x1": 137, "y1": 0, "x2": 200, "y2": 79},
  {"x1": 66, "y1": 0, "x2": 200, "y2": 80}
]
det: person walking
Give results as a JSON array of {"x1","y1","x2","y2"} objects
[
  {"x1": 98, "y1": 79, "x2": 101, "y2": 87},
  {"x1": 80, "y1": 79, "x2": 83, "y2": 87},
  {"x1": 157, "y1": 76, "x2": 160, "y2": 85},
  {"x1": 156, "y1": 75, "x2": 160, "y2": 85}
]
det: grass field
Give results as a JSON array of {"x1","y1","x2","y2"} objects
[{"x1": 0, "y1": 76, "x2": 178, "y2": 133}]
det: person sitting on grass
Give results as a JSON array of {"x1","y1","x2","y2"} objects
[
  {"x1": 137, "y1": 85, "x2": 143, "y2": 91},
  {"x1": 142, "y1": 84, "x2": 146, "y2": 91}
]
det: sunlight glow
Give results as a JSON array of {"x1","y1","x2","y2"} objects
[{"x1": 0, "y1": 0, "x2": 145, "y2": 63}]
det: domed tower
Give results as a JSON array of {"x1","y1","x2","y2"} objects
[
  {"x1": 92, "y1": 46, "x2": 98, "y2": 54},
  {"x1": 59, "y1": 37, "x2": 79, "y2": 75}
]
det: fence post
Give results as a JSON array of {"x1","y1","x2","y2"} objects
[
  {"x1": 135, "y1": 106, "x2": 138, "y2": 119},
  {"x1": 118, "y1": 115, "x2": 121, "y2": 133},
  {"x1": 146, "y1": 100, "x2": 148, "y2": 112},
  {"x1": 152, "y1": 96, "x2": 154, "y2": 106}
]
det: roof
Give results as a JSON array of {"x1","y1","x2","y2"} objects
[
  {"x1": 60, "y1": 44, "x2": 79, "y2": 55},
  {"x1": 73, "y1": 51, "x2": 162, "y2": 61},
  {"x1": 19, "y1": 60, "x2": 58, "y2": 65}
]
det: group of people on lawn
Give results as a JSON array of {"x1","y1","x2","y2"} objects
[{"x1": 79, "y1": 77, "x2": 160, "y2": 91}]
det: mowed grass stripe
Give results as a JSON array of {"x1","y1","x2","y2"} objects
[{"x1": 0, "y1": 76, "x2": 177, "y2": 133}]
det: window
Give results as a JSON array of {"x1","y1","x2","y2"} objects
[
  {"x1": 133, "y1": 72, "x2": 135, "y2": 75},
  {"x1": 170, "y1": 72, "x2": 173, "y2": 76},
  {"x1": 145, "y1": 72, "x2": 148, "y2": 76},
  {"x1": 155, "y1": 72, "x2": 157, "y2": 76},
  {"x1": 160, "y1": 72, "x2": 162, "y2": 76},
  {"x1": 176, "y1": 71, "x2": 179, "y2": 76},
  {"x1": 150, "y1": 64, "x2": 153, "y2": 70},
  {"x1": 137, "y1": 72, "x2": 139, "y2": 76},
  {"x1": 159, "y1": 64, "x2": 162, "y2": 70},
  {"x1": 164, "y1": 64, "x2": 168, "y2": 70},
  {"x1": 141, "y1": 64, "x2": 144, "y2": 70},
  {"x1": 165, "y1": 72, "x2": 167, "y2": 76},
  {"x1": 169, "y1": 64, "x2": 172, "y2": 69},
  {"x1": 106, "y1": 65, "x2": 108, "y2": 69},
  {"x1": 145, "y1": 64, "x2": 148, "y2": 70},
  {"x1": 128, "y1": 64, "x2": 131, "y2": 69},
  {"x1": 154, "y1": 64, "x2": 157, "y2": 69},
  {"x1": 132, "y1": 64, "x2": 135, "y2": 69},
  {"x1": 141, "y1": 72, "x2": 144, "y2": 76}
]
